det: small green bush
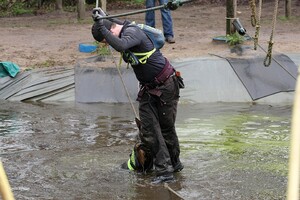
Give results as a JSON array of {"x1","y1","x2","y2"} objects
[{"x1": 226, "y1": 32, "x2": 245, "y2": 46}]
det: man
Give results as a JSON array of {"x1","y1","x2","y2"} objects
[
  {"x1": 91, "y1": 9, "x2": 184, "y2": 184},
  {"x1": 145, "y1": 0, "x2": 175, "y2": 43}
]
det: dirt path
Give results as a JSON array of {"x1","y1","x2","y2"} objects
[{"x1": 0, "y1": 2, "x2": 300, "y2": 69}]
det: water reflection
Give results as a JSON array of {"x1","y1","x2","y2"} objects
[{"x1": 0, "y1": 101, "x2": 291, "y2": 199}]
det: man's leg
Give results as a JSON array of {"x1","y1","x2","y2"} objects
[
  {"x1": 139, "y1": 94, "x2": 174, "y2": 176},
  {"x1": 158, "y1": 76, "x2": 183, "y2": 172},
  {"x1": 145, "y1": 0, "x2": 156, "y2": 28},
  {"x1": 159, "y1": 0, "x2": 175, "y2": 42}
]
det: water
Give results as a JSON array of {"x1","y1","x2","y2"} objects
[{"x1": 0, "y1": 100, "x2": 291, "y2": 199}]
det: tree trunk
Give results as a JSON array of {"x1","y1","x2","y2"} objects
[
  {"x1": 226, "y1": 0, "x2": 236, "y2": 35},
  {"x1": 37, "y1": 0, "x2": 42, "y2": 9},
  {"x1": 77, "y1": 0, "x2": 86, "y2": 20},
  {"x1": 56, "y1": 0, "x2": 63, "y2": 11},
  {"x1": 285, "y1": 0, "x2": 291, "y2": 19}
]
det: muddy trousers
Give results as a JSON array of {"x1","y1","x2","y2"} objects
[{"x1": 138, "y1": 76, "x2": 181, "y2": 175}]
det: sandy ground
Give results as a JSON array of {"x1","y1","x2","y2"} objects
[{"x1": 0, "y1": 2, "x2": 300, "y2": 70}]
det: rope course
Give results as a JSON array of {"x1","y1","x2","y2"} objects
[
  {"x1": 263, "y1": 0, "x2": 279, "y2": 67},
  {"x1": 247, "y1": 0, "x2": 280, "y2": 66}
]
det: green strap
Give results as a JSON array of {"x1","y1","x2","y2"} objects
[
  {"x1": 133, "y1": 48, "x2": 156, "y2": 64},
  {"x1": 127, "y1": 159, "x2": 135, "y2": 171},
  {"x1": 127, "y1": 149, "x2": 136, "y2": 171}
]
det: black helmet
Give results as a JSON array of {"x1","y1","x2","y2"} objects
[{"x1": 91, "y1": 19, "x2": 113, "y2": 42}]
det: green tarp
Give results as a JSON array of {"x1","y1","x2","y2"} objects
[{"x1": 0, "y1": 62, "x2": 20, "y2": 78}]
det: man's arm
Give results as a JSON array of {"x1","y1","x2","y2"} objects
[{"x1": 95, "y1": 23, "x2": 141, "y2": 52}]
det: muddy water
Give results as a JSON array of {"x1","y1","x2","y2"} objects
[{"x1": 0, "y1": 101, "x2": 291, "y2": 200}]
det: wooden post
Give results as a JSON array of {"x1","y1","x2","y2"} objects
[
  {"x1": 77, "y1": 0, "x2": 86, "y2": 20},
  {"x1": 285, "y1": 0, "x2": 291, "y2": 19},
  {"x1": 226, "y1": 0, "x2": 236, "y2": 35},
  {"x1": 287, "y1": 70, "x2": 300, "y2": 200},
  {"x1": 56, "y1": 0, "x2": 63, "y2": 12},
  {"x1": 0, "y1": 161, "x2": 14, "y2": 200}
]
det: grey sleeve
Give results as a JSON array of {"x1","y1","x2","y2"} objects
[{"x1": 97, "y1": 23, "x2": 142, "y2": 52}]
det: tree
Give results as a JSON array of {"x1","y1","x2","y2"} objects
[
  {"x1": 77, "y1": 0, "x2": 85, "y2": 20},
  {"x1": 56, "y1": 0, "x2": 63, "y2": 11}
]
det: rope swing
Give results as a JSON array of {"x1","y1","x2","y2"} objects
[
  {"x1": 247, "y1": 0, "x2": 280, "y2": 66},
  {"x1": 263, "y1": 0, "x2": 279, "y2": 67}
]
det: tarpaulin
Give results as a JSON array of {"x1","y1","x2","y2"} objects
[
  {"x1": 225, "y1": 53, "x2": 298, "y2": 100},
  {"x1": 0, "y1": 62, "x2": 20, "y2": 78}
]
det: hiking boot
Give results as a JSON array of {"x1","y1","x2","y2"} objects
[
  {"x1": 173, "y1": 162, "x2": 184, "y2": 172},
  {"x1": 165, "y1": 36, "x2": 175, "y2": 44},
  {"x1": 151, "y1": 173, "x2": 174, "y2": 184}
]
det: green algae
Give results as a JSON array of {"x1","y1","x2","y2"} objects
[{"x1": 178, "y1": 109, "x2": 290, "y2": 176}]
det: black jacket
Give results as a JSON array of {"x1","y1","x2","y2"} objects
[{"x1": 95, "y1": 20, "x2": 166, "y2": 83}]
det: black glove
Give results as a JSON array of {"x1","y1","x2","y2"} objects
[
  {"x1": 166, "y1": 0, "x2": 182, "y2": 11},
  {"x1": 92, "y1": 8, "x2": 105, "y2": 22}
]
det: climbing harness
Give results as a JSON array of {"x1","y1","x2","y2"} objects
[
  {"x1": 263, "y1": 0, "x2": 279, "y2": 67},
  {"x1": 121, "y1": 21, "x2": 165, "y2": 66},
  {"x1": 132, "y1": 48, "x2": 157, "y2": 65}
]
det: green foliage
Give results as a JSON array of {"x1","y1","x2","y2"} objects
[
  {"x1": 0, "y1": 0, "x2": 34, "y2": 16},
  {"x1": 11, "y1": 2, "x2": 34, "y2": 16},
  {"x1": 225, "y1": 32, "x2": 245, "y2": 46},
  {"x1": 96, "y1": 43, "x2": 111, "y2": 56}
]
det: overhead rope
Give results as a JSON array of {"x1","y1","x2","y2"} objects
[
  {"x1": 263, "y1": 0, "x2": 279, "y2": 67},
  {"x1": 97, "y1": 0, "x2": 194, "y2": 20}
]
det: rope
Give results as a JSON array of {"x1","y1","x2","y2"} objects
[
  {"x1": 164, "y1": 183, "x2": 185, "y2": 199},
  {"x1": 108, "y1": 46, "x2": 139, "y2": 120},
  {"x1": 97, "y1": 0, "x2": 194, "y2": 20},
  {"x1": 253, "y1": 0, "x2": 262, "y2": 50},
  {"x1": 248, "y1": 0, "x2": 257, "y2": 27},
  {"x1": 209, "y1": 34, "x2": 297, "y2": 81},
  {"x1": 263, "y1": 0, "x2": 279, "y2": 67}
]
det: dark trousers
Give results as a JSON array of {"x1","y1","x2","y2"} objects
[{"x1": 138, "y1": 76, "x2": 181, "y2": 175}]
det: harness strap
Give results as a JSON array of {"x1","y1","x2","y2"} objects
[
  {"x1": 133, "y1": 48, "x2": 156, "y2": 64},
  {"x1": 153, "y1": 58, "x2": 175, "y2": 85},
  {"x1": 136, "y1": 58, "x2": 175, "y2": 101}
]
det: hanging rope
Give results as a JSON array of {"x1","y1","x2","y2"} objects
[
  {"x1": 263, "y1": 0, "x2": 279, "y2": 67},
  {"x1": 108, "y1": 46, "x2": 140, "y2": 124},
  {"x1": 248, "y1": 0, "x2": 257, "y2": 27},
  {"x1": 253, "y1": 0, "x2": 262, "y2": 50}
]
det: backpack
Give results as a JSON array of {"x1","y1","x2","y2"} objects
[
  {"x1": 132, "y1": 22, "x2": 165, "y2": 50},
  {"x1": 122, "y1": 22, "x2": 165, "y2": 66}
]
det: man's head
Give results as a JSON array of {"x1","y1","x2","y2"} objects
[
  {"x1": 92, "y1": 19, "x2": 113, "y2": 42},
  {"x1": 91, "y1": 19, "x2": 122, "y2": 43}
]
